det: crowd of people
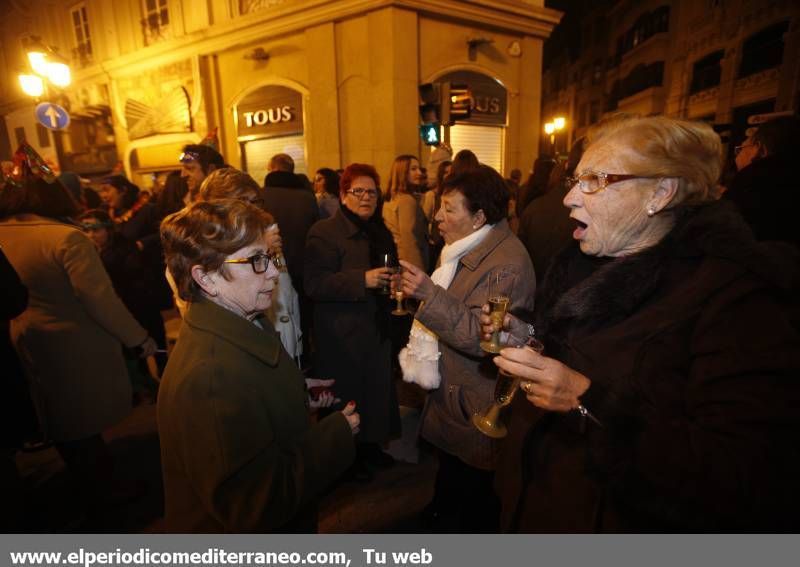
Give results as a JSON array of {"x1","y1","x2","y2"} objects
[{"x1": 1, "y1": 112, "x2": 799, "y2": 533}]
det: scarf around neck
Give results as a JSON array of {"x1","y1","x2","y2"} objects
[{"x1": 399, "y1": 223, "x2": 493, "y2": 389}]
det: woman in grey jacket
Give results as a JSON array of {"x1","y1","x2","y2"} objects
[{"x1": 398, "y1": 165, "x2": 536, "y2": 532}]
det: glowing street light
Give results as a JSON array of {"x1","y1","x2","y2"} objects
[
  {"x1": 544, "y1": 122, "x2": 555, "y2": 135},
  {"x1": 17, "y1": 37, "x2": 72, "y2": 99},
  {"x1": 18, "y1": 74, "x2": 44, "y2": 97},
  {"x1": 553, "y1": 116, "x2": 566, "y2": 131},
  {"x1": 46, "y1": 61, "x2": 71, "y2": 87},
  {"x1": 27, "y1": 51, "x2": 49, "y2": 76}
]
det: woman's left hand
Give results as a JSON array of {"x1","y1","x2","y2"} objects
[
  {"x1": 399, "y1": 260, "x2": 436, "y2": 301},
  {"x1": 494, "y1": 347, "x2": 591, "y2": 412},
  {"x1": 305, "y1": 378, "x2": 341, "y2": 409}
]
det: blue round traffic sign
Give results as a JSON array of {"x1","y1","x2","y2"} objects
[{"x1": 35, "y1": 102, "x2": 70, "y2": 131}]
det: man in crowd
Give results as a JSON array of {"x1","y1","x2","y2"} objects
[
  {"x1": 179, "y1": 144, "x2": 225, "y2": 203},
  {"x1": 263, "y1": 153, "x2": 319, "y2": 366},
  {"x1": 726, "y1": 115, "x2": 799, "y2": 248}
]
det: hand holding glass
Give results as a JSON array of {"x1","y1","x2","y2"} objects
[
  {"x1": 472, "y1": 335, "x2": 544, "y2": 439},
  {"x1": 480, "y1": 271, "x2": 513, "y2": 354}
]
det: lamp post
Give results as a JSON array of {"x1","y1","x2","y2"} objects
[
  {"x1": 17, "y1": 36, "x2": 72, "y2": 99},
  {"x1": 543, "y1": 117, "x2": 567, "y2": 157},
  {"x1": 544, "y1": 122, "x2": 555, "y2": 156}
]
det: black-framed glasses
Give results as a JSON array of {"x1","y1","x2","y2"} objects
[
  {"x1": 565, "y1": 172, "x2": 660, "y2": 194},
  {"x1": 347, "y1": 187, "x2": 379, "y2": 199},
  {"x1": 734, "y1": 143, "x2": 756, "y2": 156},
  {"x1": 223, "y1": 252, "x2": 275, "y2": 274}
]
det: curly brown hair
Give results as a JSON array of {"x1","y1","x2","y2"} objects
[{"x1": 160, "y1": 199, "x2": 274, "y2": 301}]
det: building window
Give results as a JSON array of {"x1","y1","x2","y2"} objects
[
  {"x1": 690, "y1": 50, "x2": 724, "y2": 94},
  {"x1": 620, "y1": 6, "x2": 670, "y2": 57},
  {"x1": 620, "y1": 61, "x2": 664, "y2": 99},
  {"x1": 738, "y1": 21, "x2": 789, "y2": 78},
  {"x1": 70, "y1": 3, "x2": 92, "y2": 65},
  {"x1": 141, "y1": 0, "x2": 170, "y2": 45}
]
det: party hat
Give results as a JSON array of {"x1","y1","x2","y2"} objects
[
  {"x1": 12, "y1": 141, "x2": 57, "y2": 184},
  {"x1": 199, "y1": 127, "x2": 219, "y2": 152}
]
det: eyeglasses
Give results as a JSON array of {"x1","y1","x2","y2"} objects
[
  {"x1": 347, "y1": 187, "x2": 378, "y2": 199},
  {"x1": 179, "y1": 151, "x2": 200, "y2": 163},
  {"x1": 223, "y1": 252, "x2": 275, "y2": 274},
  {"x1": 734, "y1": 143, "x2": 756, "y2": 156},
  {"x1": 565, "y1": 172, "x2": 659, "y2": 194}
]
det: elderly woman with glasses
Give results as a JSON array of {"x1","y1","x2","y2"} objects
[
  {"x1": 158, "y1": 199, "x2": 359, "y2": 533},
  {"x1": 483, "y1": 115, "x2": 800, "y2": 532},
  {"x1": 304, "y1": 163, "x2": 401, "y2": 482}
]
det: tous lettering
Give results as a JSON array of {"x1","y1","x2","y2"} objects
[{"x1": 242, "y1": 106, "x2": 294, "y2": 127}]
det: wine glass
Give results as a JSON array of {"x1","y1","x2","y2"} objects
[
  {"x1": 378, "y1": 253, "x2": 395, "y2": 295},
  {"x1": 472, "y1": 335, "x2": 544, "y2": 439},
  {"x1": 479, "y1": 270, "x2": 515, "y2": 354}
]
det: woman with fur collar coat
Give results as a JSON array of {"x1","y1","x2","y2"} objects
[{"x1": 487, "y1": 116, "x2": 800, "y2": 532}]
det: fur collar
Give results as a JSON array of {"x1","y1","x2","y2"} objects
[{"x1": 536, "y1": 201, "x2": 799, "y2": 342}]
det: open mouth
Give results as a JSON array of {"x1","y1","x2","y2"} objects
[{"x1": 572, "y1": 219, "x2": 588, "y2": 239}]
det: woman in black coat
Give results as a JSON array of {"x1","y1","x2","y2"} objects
[
  {"x1": 304, "y1": 163, "x2": 400, "y2": 481},
  {"x1": 485, "y1": 116, "x2": 800, "y2": 532}
]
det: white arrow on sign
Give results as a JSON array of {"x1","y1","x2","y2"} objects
[{"x1": 44, "y1": 106, "x2": 60, "y2": 128}]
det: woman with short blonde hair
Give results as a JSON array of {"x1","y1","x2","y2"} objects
[{"x1": 487, "y1": 115, "x2": 800, "y2": 532}]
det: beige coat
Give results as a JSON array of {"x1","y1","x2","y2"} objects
[
  {"x1": 415, "y1": 220, "x2": 536, "y2": 470},
  {"x1": 382, "y1": 192, "x2": 429, "y2": 271},
  {"x1": 0, "y1": 215, "x2": 147, "y2": 442}
]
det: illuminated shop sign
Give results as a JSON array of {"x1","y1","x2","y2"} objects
[{"x1": 236, "y1": 85, "x2": 303, "y2": 138}]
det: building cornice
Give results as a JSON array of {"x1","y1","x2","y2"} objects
[{"x1": 74, "y1": 0, "x2": 561, "y2": 83}]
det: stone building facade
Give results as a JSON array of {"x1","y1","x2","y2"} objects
[
  {"x1": 541, "y1": 0, "x2": 800, "y2": 154},
  {"x1": 0, "y1": 0, "x2": 561, "y2": 187}
]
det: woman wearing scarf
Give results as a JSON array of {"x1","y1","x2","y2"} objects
[
  {"x1": 398, "y1": 165, "x2": 535, "y2": 532},
  {"x1": 304, "y1": 163, "x2": 401, "y2": 482}
]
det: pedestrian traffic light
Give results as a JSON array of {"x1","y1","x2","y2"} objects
[
  {"x1": 418, "y1": 81, "x2": 472, "y2": 126},
  {"x1": 420, "y1": 123, "x2": 441, "y2": 146},
  {"x1": 419, "y1": 83, "x2": 440, "y2": 124},
  {"x1": 447, "y1": 83, "x2": 472, "y2": 121}
]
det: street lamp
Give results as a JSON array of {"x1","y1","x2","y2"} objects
[
  {"x1": 18, "y1": 74, "x2": 45, "y2": 97},
  {"x1": 17, "y1": 36, "x2": 71, "y2": 99},
  {"x1": 544, "y1": 116, "x2": 567, "y2": 156}
]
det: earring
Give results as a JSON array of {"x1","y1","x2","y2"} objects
[{"x1": 647, "y1": 206, "x2": 656, "y2": 217}]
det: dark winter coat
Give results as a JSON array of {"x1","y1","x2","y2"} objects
[
  {"x1": 158, "y1": 298, "x2": 355, "y2": 533},
  {"x1": 496, "y1": 202, "x2": 800, "y2": 532},
  {"x1": 725, "y1": 153, "x2": 798, "y2": 249},
  {"x1": 304, "y1": 208, "x2": 400, "y2": 444},
  {"x1": 263, "y1": 171, "x2": 319, "y2": 292}
]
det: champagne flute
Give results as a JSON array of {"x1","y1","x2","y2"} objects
[
  {"x1": 473, "y1": 335, "x2": 544, "y2": 439},
  {"x1": 479, "y1": 270, "x2": 514, "y2": 354},
  {"x1": 391, "y1": 266, "x2": 408, "y2": 316},
  {"x1": 378, "y1": 252, "x2": 395, "y2": 295}
]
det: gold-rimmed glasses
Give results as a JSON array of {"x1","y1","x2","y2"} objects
[{"x1": 565, "y1": 172, "x2": 660, "y2": 194}]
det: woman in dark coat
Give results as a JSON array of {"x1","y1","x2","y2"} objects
[
  {"x1": 158, "y1": 199, "x2": 358, "y2": 532},
  {"x1": 305, "y1": 163, "x2": 401, "y2": 481},
  {"x1": 98, "y1": 175, "x2": 169, "y2": 368},
  {"x1": 485, "y1": 116, "x2": 800, "y2": 532}
]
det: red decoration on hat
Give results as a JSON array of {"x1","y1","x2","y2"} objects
[
  {"x1": 11, "y1": 141, "x2": 57, "y2": 184},
  {"x1": 200, "y1": 127, "x2": 219, "y2": 152}
]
